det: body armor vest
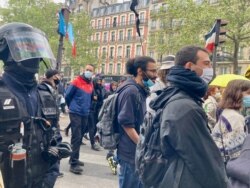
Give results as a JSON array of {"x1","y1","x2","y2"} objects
[{"x1": 0, "y1": 80, "x2": 59, "y2": 188}]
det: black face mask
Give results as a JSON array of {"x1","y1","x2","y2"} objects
[{"x1": 54, "y1": 79, "x2": 60, "y2": 85}]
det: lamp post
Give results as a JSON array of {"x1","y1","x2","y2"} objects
[{"x1": 56, "y1": 7, "x2": 70, "y2": 71}]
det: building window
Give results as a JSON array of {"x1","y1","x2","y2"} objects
[
  {"x1": 110, "y1": 47, "x2": 115, "y2": 58},
  {"x1": 78, "y1": 4, "x2": 83, "y2": 12},
  {"x1": 103, "y1": 32, "x2": 107, "y2": 42},
  {"x1": 119, "y1": 30, "x2": 123, "y2": 41},
  {"x1": 105, "y1": 18, "x2": 110, "y2": 28},
  {"x1": 95, "y1": 48, "x2": 98, "y2": 57},
  {"x1": 126, "y1": 46, "x2": 131, "y2": 58},
  {"x1": 111, "y1": 31, "x2": 115, "y2": 41},
  {"x1": 149, "y1": 51, "x2": 154, "y2": 57},
  {"x1": 96, "y1": 33, "x2": 100, "y2": 41},
  {"x1": 140, "y1": 12, "x2": 145, "y2": 22},
  {"x1": 98, "y1": 20, "x2": 102, "y2": 29},
  {"x1": 117, "y1": 63, "x2": 121, "y2": 75},
  {"x1": 129, "y1": 14, "x2": 134, "y2": 24},
  {"x1": 151, "y1": 20, "x2": 157, "y2": 29},
  {"x1": 220, "y1": 67, "x2": 228, "y2": 74},
  {"x1": 117, "y1": 46, "x2": 122, "y2": 57},
  {"x1": 109, "y1": 64, "x2": 113, "y2": 74},
  {"x1": 101, "y1": 63, "x2": 105, "y2": 73},
  {"x1": 102, "y1": 47, "x2": 107, "y2": 58},
  {"x1": 136, "y1": 45, "x2": 142, "y2": 56},
  {"x1": 113, "y1": 17, "x2": 117, "y2": 27},
  {"x1": 121, "y1": 16, "x2": 126, "y2": 26},
  {"x1": 127, "y1": 29, "x2": 132, "y2": 40}
]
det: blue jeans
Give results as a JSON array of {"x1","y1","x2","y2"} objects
[{"x1": 118, "y1": 159, "x2": 143, "y2": 188}]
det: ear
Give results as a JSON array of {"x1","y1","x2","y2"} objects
[
  {"x1": 137, "y1": 67, "x2": 143, "y2": 76},
  {"x1": 184, "y1": 62, "x2": 193, "y2": 69}
]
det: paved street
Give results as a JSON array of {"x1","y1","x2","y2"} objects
[{"x1": 55, "y1": 115, "x2": 118, "y2": 188}]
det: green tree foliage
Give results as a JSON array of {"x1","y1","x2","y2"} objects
[
  {"x1": 152, "y1": 0, "x2": 250, "y2": 73},
  {"x1": 0, "y1": 0, "x2": 98, "y2": 75}
]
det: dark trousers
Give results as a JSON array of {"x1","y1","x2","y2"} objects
[
  {"x1": 88, "y1": 111, "x2": 97, "y2": 146},
  {"x1": 69, "y1": 113, "x2": 88, "y2": 166}
]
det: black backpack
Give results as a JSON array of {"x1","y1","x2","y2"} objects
[
  {"x1": 135, "y1": 97, "x2": 181, "y2": 187},
  {"x1": 97, "y1": 84, "x2": 140, "y2": 150}
]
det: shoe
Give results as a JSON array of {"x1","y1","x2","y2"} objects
[
  {"x1": 70, "y1": 165, "x2": 83, "y2": 175},
  {"x1": 57, "y1": 172, "x2": 64, "y2": 178},
  {"x1": 77, "y1": 160, "x2": 84, "y2": 166},
  {"x1": 106, "y1": 153, "x2": 114, "y2": 160},
  {"x1": 83, "y1": 134, "x2": 90, "y2": 140},
  {"x1": 81, "y1": 141, "x2": 86, "y2": 145},
  {"x1": 107, "y1": 156, "x2": 118, "y2": 175},
  {"x1": 69, "y1": 160, "x2": 84, "y2": 166},
  {"x1": 91, "y1": 143, "x2": 101, "y2": 151}
]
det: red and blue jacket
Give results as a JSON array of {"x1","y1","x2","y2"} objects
[{"x1": 65, "y1": 76, "x2": 93, "y2": 116}]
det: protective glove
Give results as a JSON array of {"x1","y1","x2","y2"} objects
[
  {"x1": 56, "y1": 142, "x2": 72, "y2": 159},
  {"x1": 42, "y1": 146, "x2": 59, "y2": 164}
]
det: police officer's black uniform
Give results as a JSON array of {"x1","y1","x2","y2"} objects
[{"x1": 0, "y1": 22, "x2": 71, "y2": 188}]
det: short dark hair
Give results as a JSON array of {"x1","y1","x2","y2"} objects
[
  {"x1": 220, "y1": 80, "x2": 250, "y2": 110},
  {"x1": 126, "y1": 56, "x2": 156, "y2": 76},
  {"x1": 175, "y1": 45, "x2": 208, "y2": 66},
  {"x1": 45, "y1": 69, "x2": 59, "y2": 79}
]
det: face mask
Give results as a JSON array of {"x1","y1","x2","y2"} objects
[
  {"x1": 54, "y1": 79, "x2": 60, "y2": 85},
  {"x1": 214, "y1": 92, "x2": 221, "y2": 100},
  {"x1": 200, "y1": 68, "x2": 214, "y2": 84},
  {"x1": 142, "y1": 79, "x2": 155, "y2": 88},
  {"x1": 243, "y1": 96, "x2": 250, "y2": 108},
  {"x1": 84, "y1": 71, "x2": 93, "y2": 79}
]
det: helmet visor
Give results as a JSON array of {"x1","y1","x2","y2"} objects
[{"x1": 5, "y1": 31, "x2": 56, "y2": 65}]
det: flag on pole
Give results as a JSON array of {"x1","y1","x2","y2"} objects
[
  {"x1": 58, "y1": 10, "x2": 66, "y2": 36},
  {"x1": 204, "y1": 23, "x2": 217, "y2": 53},
  {"x1": 67, "y1": 23, "x2": 76, "y2": 57}
]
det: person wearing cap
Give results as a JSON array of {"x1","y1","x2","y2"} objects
[
  {"x1": 146, "y1": 55, "x2": 175, "y2": 114},
  {"x1": 39, "y1": 69, "x2": 65, "y2": 178}
]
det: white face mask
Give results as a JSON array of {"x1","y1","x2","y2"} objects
[{"x1": 200, "y1": 68, "x2": 214, "y2": 84}]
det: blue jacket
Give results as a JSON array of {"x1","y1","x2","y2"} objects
[
  {"x1": 117, "y1": 78, "x2": 148, "y2": 164},
  {"x1": 65, "y1": 76, "x2": 93, "y2": 116}
]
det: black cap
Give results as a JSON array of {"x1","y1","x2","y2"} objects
[{"x1": 45, "y1": 69, "x2": 59, "y2": 79}]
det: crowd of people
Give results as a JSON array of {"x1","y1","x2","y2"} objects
[{"x1": 1, "y1": 21, "x2": 250, "y2": 188}]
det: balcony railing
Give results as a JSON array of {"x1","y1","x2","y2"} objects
[{"x1": 93, "y1": 19, "x2": 148, "y2": 30}]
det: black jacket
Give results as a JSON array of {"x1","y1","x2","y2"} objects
[{"x1": 150, "y1": 87, "x2": 228, "y2": 188}]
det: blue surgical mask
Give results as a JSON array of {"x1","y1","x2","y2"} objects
[
  {"x1": 84, "y1": 71, "x2": 93, "y2": 79},
  {"x1": 142, "y1": 79, "x2": 155, "y2": 88},
  {"x1": 243, "y1": 96, "x2": 250, "y2": 108},
  {"x1": 200, "y1": 68, "x2": 214, "y2": 84}
]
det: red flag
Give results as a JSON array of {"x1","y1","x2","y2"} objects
[
  {"x1": 72, "y1": 41, "x2": 76, "y2": 58},
  {"x1": 204, "y1": 23, "x2": 216, "y2": 53}
]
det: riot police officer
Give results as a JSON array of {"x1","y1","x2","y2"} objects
[{"x1": 0, "y1": 22, "x2": 71, "y2": 188}]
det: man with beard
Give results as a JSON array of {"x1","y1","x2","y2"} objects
[
  {"x1": 148, "y1": 45, "x2": 227, "y2": 188},
  {"x1": 65, "y1": 64, "x2": 95, "y2": 174},
  {"x1": 0, "y1": 22, "x2": 71, "y2": 188}
]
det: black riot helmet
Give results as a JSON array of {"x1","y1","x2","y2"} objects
[{"x1": 0, "y1": 22, "x2": 56, "y2": 72}]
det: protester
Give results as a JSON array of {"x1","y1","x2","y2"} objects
[
  {"x1": 149, "y1": 45, "x2": 227, "y2": 188},
  {"x1": 65, "y1": 64, "x2": 95, "y2": 174},
  {"x1": 203, "y1": 86, "x2": 221, "y2": 130},
  {"x1": 0, "y1": 22, "x2": 71, "y2": 187},
  {"x1": 117, "y1": 56, "x2": 157, "y2": 188},
  {"x1": 212, "y1": 79, "x2": 250, "y2": 163},
  {"x1": 146, "y1": 55, "x2": 175, "y2": 114},
  {"x1": 104, "y1": 81, "x2": 119, "y2": 174}
]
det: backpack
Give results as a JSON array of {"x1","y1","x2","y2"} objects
[
  {"x1": 135, "y1": 97, "x2": 181, "y2": 187},
  {"x1": 97, "y1": 84, "x2": 140, "y2": 150}
]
